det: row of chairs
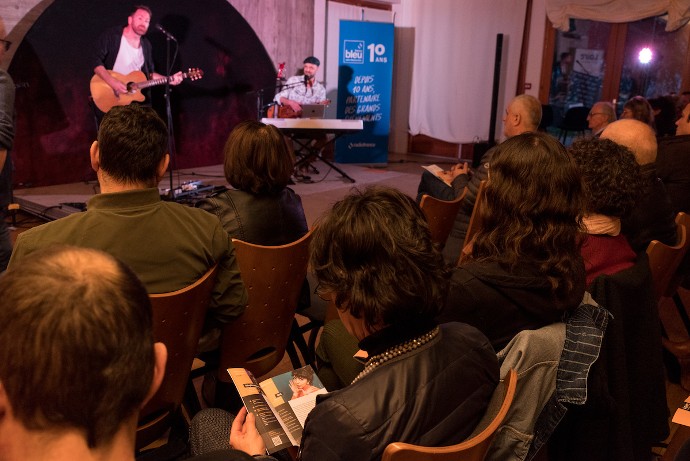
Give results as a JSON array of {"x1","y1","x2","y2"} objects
[{"x1": 135, "y1": 231, "x2": 316, "y2": 451}]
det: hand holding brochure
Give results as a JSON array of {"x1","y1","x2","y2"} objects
[{"x1": 228, "y1": 365, "x2": 327, "y2": 454}]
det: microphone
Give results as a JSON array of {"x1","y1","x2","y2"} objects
[
  {"x1": 155, "y1": 24, "x2": 177, "y2": 41},
  {"x1": 304, "y1": 74, "x2": 309, "y2": 86}
]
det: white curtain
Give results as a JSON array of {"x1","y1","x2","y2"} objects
[
  {"x1": 403, "y1": 0, "x2": 528, "y2": 144},
  {"x1": 546, "y1": 0, "x2": 690, "y2": 31}
]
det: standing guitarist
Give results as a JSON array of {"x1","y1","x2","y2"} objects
[
  {"x1": 274, "y1": 56, "x2": 328, "y2": 116},
  {"x1": 91, "y1": 5, "x2": 182, "y2": 111}
]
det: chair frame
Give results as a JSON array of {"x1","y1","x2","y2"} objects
[
  {"x1": 216, "y1": 230, "x2": 313, "y2": 382},
  {"x1": 420, "y1": 188, "x2": 468, "y2": 249},
  {"x1": 381, "y1": 368, "x2": 518, "y2": 461},
  {"x1": 457, "y1": 179, "x2": 487, "y2": 266},
  {"x1": 136, "y1": 264, "x2": 219, "y2": 450}
]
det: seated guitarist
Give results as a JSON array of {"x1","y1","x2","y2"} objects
[
  {"x1": 274, "y1": 56, "x2": 328, "y2": 117},
  {"x1": 91, "y1": 5, "x2": 182, "y2": 110}
]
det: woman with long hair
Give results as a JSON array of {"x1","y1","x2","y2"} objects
[{"x1": 439, "y1": 131, "x2": 587, "y2": 350}]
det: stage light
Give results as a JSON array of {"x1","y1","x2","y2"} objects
[{"x1": 638, "y1": 47, "x2": 653, "y2": 64}]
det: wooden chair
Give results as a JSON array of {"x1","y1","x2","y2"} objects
[
  {"x1": 381, "y1": 368, "x2": 518, "y2": 461},
  {"x1": 215, "y1": 230, "x2": 313, "y2": 383},
  {"x1": 648, "y1": 212, "x2": 690, "y2": 390},
  {"x1": 136, "y1": 264, "x2": 219, "y2": 450},
  {"x1": 419, "y1": 188, "x2": 467, "y2": 249},
  {"x1": 457, "y1": 180, "x2": 487, "y2": 266}
]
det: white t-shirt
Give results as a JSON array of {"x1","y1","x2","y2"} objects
[{"x1": 112, "y1": 35, "x2": 145, "y2": 75}]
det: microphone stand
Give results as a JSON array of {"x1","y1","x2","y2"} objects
[
  {"x1": 163, "y1": 35, "x2": 178, "y2": 200},
  {"x1": 254, "y1": 80, "x2": 304, "y2": 119}
]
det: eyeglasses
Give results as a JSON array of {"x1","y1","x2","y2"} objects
[
  {"x1": 313, "y1": 283, "x2": 331, "y2": 302},
  {"x1": 0, "y1": 39, "x2": 11, "y2": 52}
]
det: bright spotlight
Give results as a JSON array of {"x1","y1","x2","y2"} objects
[{"x1": 638, "y1": 47, "x2": 653, "y2": 64}]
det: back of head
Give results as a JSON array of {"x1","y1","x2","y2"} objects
[
  {"x1": 474, "y1": 132, "x2": 585, "y2": 302},
  {"x1": 97, "y1": 104, "x2": 168, "y2": 185},
  {"x1": 0, "y1": 246, "x2": 154, "y2": 448},
  {"x1": 223, "y1": 120, "x2": 294, "y2": 195},
  {"x1": 513, "y1": 94, "x2": 542, "y2": 131},
  {"x1": 569, "y1": 138, "x2": 644, "y2": 218},
  {"x1": 600, "y1": 118, "x2": 657, "y2": 164},
  {"x1": 622, "y1": 96, "x2": 655, "y2": 127},
  {"x1": 310, "y1": 186, "x2": 449, "y2": 331}
]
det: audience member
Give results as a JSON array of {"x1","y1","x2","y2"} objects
[
  {"x1": 0, "y1": 246, "x2": 167, "y2": 461},
  {"x1": 676, "y1": 90, "x2": 690, "y2": 119},
  {"x1": 587, "y1": 101, "x2": 616, "y2": 137},
  {"x1": 195, "y1": 119, "x2": 310, "y2": 405},
  {"x1": 649, "y1": 95, "x2": 677, "y2": 137},
  {"x1": 437, "y1": 132, "x2": 586, "y2": 350},
  {"x1": 190, "y1": 186, "x2": 500, "y2": 461},
  {"x1": 569, "y1": 138, "x2": 643, "y2": 286},
  {"x1": 8, "y1": 104, "x2": 247, "y2": 351},
  {"x1": 621, "y1": 95, "x2": 655, "y2": 128},
  {"x1": 656, "y1": 101, "x2": 690, "y2": 214},
  {"x1": 416, "y1": 94, "x2": 542, "y2": 263},
  {"x1": 196, "y1": 120, "x2": 308, "y2": 247},
  {"x1": 0, "y1": 36, "x2": 14, "y2": 272},
  {"x1": 0, "y1": 245, "x2": 258, "y2": 461},
  {"x1": 601, "y1": 119, "x2": 677, "y2": 252}
]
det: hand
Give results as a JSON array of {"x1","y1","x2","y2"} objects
[
  {"x1": 108, "y1": 77, "x2": 128, "y2": 95},
  {"x1": 230, "y1": 407, "x2": 266, "y2": 456},
  {"x1": 451, "y1": 162, "x2": 470, "y2": 175},
  {"x1": 170, "y1": 71, "x2": 184, "y2": 86},
  {"x1": 289, "y1": 100, "x2": 302, "y2": 113},
  {"x1": 288, "y1": 379, "x2": 297, "y2": 393}
]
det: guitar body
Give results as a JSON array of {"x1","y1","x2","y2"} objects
[
  {"x1": 90, "y1": 70, "x2": 147, "y2": 113},
  {"x1": 90, "y1": 68, "x2": 204, "y2": 113},
  {"x1": 267, "y1": 105, "x2": 300, "y2": 118}
]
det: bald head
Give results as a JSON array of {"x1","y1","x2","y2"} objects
[
  {"x1": 601, "y1": 119, "x2": 657, "y2": 165},
  {"x1": 503, "y1": 94, "x2": 542, "y2": 138}
]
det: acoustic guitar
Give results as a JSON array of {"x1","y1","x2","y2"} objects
[
  {"x1": 267, "y1": 99, "x2": 331, "y2": 118},
  {"x1": 90, "y1": 68, "x2": 203, "y2": 113}
]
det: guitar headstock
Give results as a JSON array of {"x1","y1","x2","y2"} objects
[{"x1": 185, "y1": 68, "x2": 204, "y2": 81}]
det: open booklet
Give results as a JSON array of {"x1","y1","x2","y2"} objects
[
  {"x1": 228, "y1": 365, "x2": 328, "y2": 454},
  {"x1": 421, "y1": 164, "x2": 452, "y2": 187},
  {"x1": 673, "y1": 395, "x2": 690, "y2": 427}
]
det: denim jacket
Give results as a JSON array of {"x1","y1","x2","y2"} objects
[{"x1": 484, "y1": 293, "x2": 611, "y2": 461}]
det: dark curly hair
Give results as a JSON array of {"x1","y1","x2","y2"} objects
[
  {"x1": 471, "y1": 132, "x2": 586, "y2": 305},
  {"x1": 310, "y1": 186, "x2": 450, "y2": 331},
  {"x1": 568, "y1": 138, "x2": 644, "y2": 217}
]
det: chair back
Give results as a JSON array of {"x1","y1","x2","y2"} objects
[
  {"x1": 458, "y1": 180, "x2": 487, "y2": 266},
  {"x1": 216, "y1": 230, "x2": 313, "y2": 381},
  {"x1": 646, "y1": 212, "x2": 690, "y2": 299},
  {"x1": 381, "y1": 369, "x2": 518, "y2": 461},
  {"x1": 136, "y1": 265, "x2": 219, "y2": 449},
  {"x1": 420, "y1": 188, "x2": 467, "y2": 248}
]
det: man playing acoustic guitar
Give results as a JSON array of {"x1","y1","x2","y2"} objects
[{"x1": 91, "y1": 5, "x2": 182, "y2": 112}]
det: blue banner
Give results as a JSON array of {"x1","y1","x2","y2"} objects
[{"x1": 336, "y1": 20, "x2": 394, "y2": 164}]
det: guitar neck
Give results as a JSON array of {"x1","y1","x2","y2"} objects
[{"x1": 137, "y1": 74, "x2": 185, "y2": 90}]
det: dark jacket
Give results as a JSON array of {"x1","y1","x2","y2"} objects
[
  {"x1": 621, "y1": 163, "x2": 677, "y2": 253},
  {"x1": 299, "y1": 321, "x2": 499, "y2": 461},
  {"x1": 196, "y1": 187, "x2": 308, "y2": 246},
  {"x1": 657, "y1": 134, "x2": 690, "y2": 214},
  {"x1": 91, "y1": 26, "x2": 155, "y2": 77},
  {"x1": 438, "y1": 260, "x2": 585, "y2": 351}
]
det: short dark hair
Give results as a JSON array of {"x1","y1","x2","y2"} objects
[
  {"x1": 292, "y1": 367, "x2": 314, "y2": 384},
  {"x1": 130, "y1": 4, "x2": 152, "y2": 17},
  {"x1": 310, "y1": 186, "x2": 450, "y2": 331},
  {"x1": 0, "y1": 246, "x2": 154, "y2": 448},
  {"x1": 569, "y1": 138, "x2": 644, "y2": 218},
  {"x1": 223, "y1": 120, "x2": 294, "y2": 195},
  {"x1": 472, "y1": 132, "x2": 585, "y2": 305},
  {"x1": 97, "y1": 105, "x2": 168, "y2": 185}
]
